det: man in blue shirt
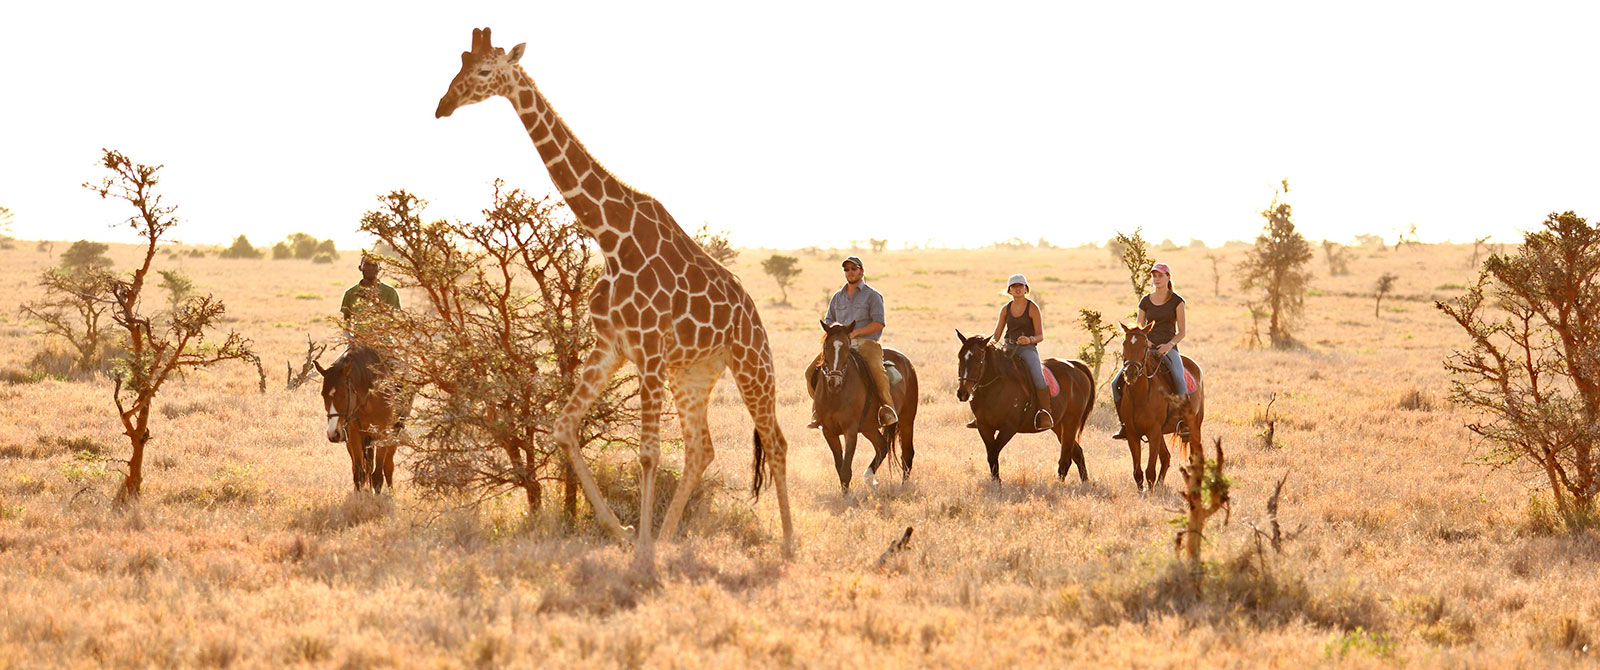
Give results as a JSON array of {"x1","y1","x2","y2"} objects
[{"x1": 808, "y1": 255, "x2": 897, "y2": 428}]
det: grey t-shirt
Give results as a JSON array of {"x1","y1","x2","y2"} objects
[{"x1": 824, "y1": 282, "x2": 885, "y2": 341}]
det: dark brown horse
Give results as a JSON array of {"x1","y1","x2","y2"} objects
[
  {"x1": 317, "y1": 344, "x2": 400, "y2": 493},
  {"x1": 1116, "y1": 322, "x2": 1205, "y2": 491},
  {"x1": 954, "y1": 331, "x2": 1095, "y2": 481},
  {"x1": 806, "y1": 323, "x2": 919, "y2": 491}
]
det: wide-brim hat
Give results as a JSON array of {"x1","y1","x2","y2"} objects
[{"x1": 1007, "y1": 273, "x2": 1028, "y2": 288}]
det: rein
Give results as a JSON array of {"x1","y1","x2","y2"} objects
[{"x1": 958, "y1": 346, "x2": 1007, "y2": 392}]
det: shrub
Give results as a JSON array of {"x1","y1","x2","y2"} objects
[
  {"x1": 311, "y1": 251, "x2": 335, "y2": 264},
  {"x1": 219, "y1": 234, "x2": 263, "y2": 259},
  {"x1": 60, "y1": 240, "x2": 112, "y2": 269},
  {"x1": 691, "y1": 223, "x2": 738, "y2": 265},
  {"x1": 18, "y1": 267, "x2": 115, "y2": 373},
  {"x1": 314, "y1": 238, "x2": 338, "y2": 259},
  {"x1": 355, "y1": 183, "x2": 636, "y2": 517},
  {"x1": 272, "y1": 241, "x2": 292, "y2": 259},
  {"x1": 287, "y1": 232, "x2": 318, "y2": 259}
]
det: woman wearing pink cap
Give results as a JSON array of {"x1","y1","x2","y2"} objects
[{"x1": 1111, "y1": 262, "x2": 1188, "y2": 440}]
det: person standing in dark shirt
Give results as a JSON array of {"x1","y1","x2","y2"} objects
[{"x1": 1111, "y1": 262, "x2": 1188, "y2": 440}]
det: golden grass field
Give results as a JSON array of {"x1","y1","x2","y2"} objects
[{"x1": 1, "y1": 237, "x2": 1596, "y2": 668}]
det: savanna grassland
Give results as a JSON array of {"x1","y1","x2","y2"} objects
[{"x1": 1, "y1": 238, "x2": 1595, "y2": 668}]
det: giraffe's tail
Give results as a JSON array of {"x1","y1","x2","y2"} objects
[{"x1": 751, "y1": 428, "x2": 766, "y2": 499}]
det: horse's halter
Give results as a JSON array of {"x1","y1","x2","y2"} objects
[
  {"x1": 1121, "y1": 332, "x2": 1162, "y2": 382},
  {"x1": 324, "y1": 368, "x2": 370, "y2": 431}
]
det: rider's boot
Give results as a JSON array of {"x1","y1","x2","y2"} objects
[
  {"x1": 1111, "y1": 424, "x2": 1127, "y2": 440},
  {"x1": 1033, "y1": 388, "x2": 1054, "y2": 431},
  {"x1": 965, "y1": 417, "x2": 979, "y2": 429},
  {"x1": 1173, "y1": 392, "x2": 1191, "y2": 441},
  {"x1": 807, "y1": 407, "x2": 823, "y2": 430}
]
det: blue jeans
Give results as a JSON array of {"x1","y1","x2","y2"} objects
[
  {"x1": 1112, "y1": 345, "x2": 1184, "y2": 405},
  {"x1": 1006, "y1": 343, "x2": 1048, "y2": 390}
]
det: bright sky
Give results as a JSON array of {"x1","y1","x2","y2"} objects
[{"x1": 3, "y1": 2, "x2": 1597, "y2": 252}]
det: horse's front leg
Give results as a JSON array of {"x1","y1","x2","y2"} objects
[
  {"x1": 823, "y1": 428, "x2": 849, "y2": 492},
  {"x1": 841, "y1": 429, "x2": 861, "y2": 491},
  {"x1": 347, "y1": 428, "x2": 368, "y2": 491},
  {"x1": 1125, "y1": 434, "x2": 1144, "y2": 491},
  {"x1": 986, "y1": 428, "x2": 1015, "y2": 482}
]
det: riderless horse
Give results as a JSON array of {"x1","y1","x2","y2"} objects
[{"x1": 317, "y1": 344, "x2": 402, "y2": 493}]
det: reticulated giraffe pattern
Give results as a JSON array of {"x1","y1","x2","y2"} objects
[{"x1": 435, "y1": 27, "x2": 794, "y2": 565}]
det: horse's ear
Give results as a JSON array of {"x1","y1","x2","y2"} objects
[
  {"x1": 821, "y1": 320, "x2": 830, "y2": 331},
  {"x1": 1140, "y1": 321, "x2": 1155, "y2": 332},
  {"x1": 955, "y1": 329, "x2": 967, "y2": 344},
  {"x1": 1119, "y1": 323, "x2": 1131, "y2": 333},
  {"x1": 981, "y1": 336, "x2": 992, "y2": 346},
  {"x1": 314, "y1": 361, "x2": 326, "y2": 375}
]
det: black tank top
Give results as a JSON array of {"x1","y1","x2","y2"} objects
[
  {"x1": 1139, "y1": 292, "x2": 1184, "y2": 345},
  {"x1": 1004, "y1": 301, "x2": 1036, "y2": 341}
]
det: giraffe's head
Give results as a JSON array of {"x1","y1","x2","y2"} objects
[{"x1": 435, "y1": 27, "x2": 527, "y2": 119}]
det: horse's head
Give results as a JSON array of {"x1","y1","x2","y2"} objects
[
  {"x1": 818, "y1": 321, "x2": 855, "y2": 392},
  {"x1": 1119, "y1": 322, "x2": 1156, "y2": 376},
  {"x1": 316, "y1": 357, "x2": 350, "y2": 443},
  {"x1": 954, "y1": 329, "x2": 992, "y2": 402}
]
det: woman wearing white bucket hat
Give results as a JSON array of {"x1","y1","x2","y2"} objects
[{"x1": 980, "y1": 273, "x2": 1054, "y2": 431}]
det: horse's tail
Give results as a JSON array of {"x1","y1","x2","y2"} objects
[
  {"x1": 882, "y1": 420, "x2": 900, "y2": 471},
  {"x1": 1071, "y1": 359, "x2": 1095, "y2": 441}
]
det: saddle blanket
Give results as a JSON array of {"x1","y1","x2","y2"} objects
[
  {"x1": 1042, "y1": 365, "x2": 1059, "y2": 397},
  {"x1": 1183, "y1": 369, "x2": 1197, "y2": 393}
]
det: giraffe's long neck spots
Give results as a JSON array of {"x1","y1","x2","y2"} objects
[{"x1": 507, "y1": 70, "x2": 629, "y2": 246}]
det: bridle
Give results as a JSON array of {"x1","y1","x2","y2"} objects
[
  {"x1": 957, "y1": 345, "x2": 1002, "y2": 392},
  {"x1": 820, "y1": 334, "x2": 854, "y2": 388},
  {"x1": 325, "y1": 367, "x2": 371, "y2": 432}
]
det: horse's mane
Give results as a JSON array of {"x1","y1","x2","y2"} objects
[{"x1": 334, "y1": 344, "x2": 386, "y2": 394}]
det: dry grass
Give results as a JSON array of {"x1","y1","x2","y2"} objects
[{"x1": 1, "y1": 240, "x2": 1597, "y2": 667}]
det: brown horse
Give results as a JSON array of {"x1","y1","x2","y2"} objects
[
  {"x1": 954, "y1": 331, "x2": 1095, "y2": 481},
  {"x1": 1116, "y1": 322, "x2": 1205, "y2": 491},
  {"x1": 806, "y1": 323, "x2": 919, "y2": 491},
  {"x1": 316, "y1": 344, "x2": 400, "y2": 493}
]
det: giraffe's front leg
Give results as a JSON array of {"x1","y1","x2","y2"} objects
[
  {"x1": 555, "y1": 344, "x2": 630, "y2": 542},
  {"x1": 633, "y1": 360, "x2": 668, "y2": 572}
]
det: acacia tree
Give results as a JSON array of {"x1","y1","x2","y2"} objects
[
  {"x1": 1323, "y1": 240, "x2": 1353, "y2": 276},
  {"x1": 1374, "y1": 272, "x2": 1398, "y2": 318},
  {"x1": 1438, "y1": 211, "x2": 1600, "y2": 528},
  {"x1": 1238, "y1": 181, "x2": 1313, "y2": 348},
  {"x1": 761, "y1": 254, "x2": 801, "y2": 306},
  {"x1": 355, "y1": 184, "x2": 636, "y2": 517},
  {"x1": 83, "y1": 149, "x2": 257, "y2": 501},
  {"x1": 18, "y1": 267, "x2": 116, "y2": 373},
  {"x1": 1076, "y1": 308, "x2": 1119, "y2": 386}
]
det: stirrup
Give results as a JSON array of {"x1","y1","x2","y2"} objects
[
  {"x1": 1176, "y1": 419, "x2": 1191, "y2": 442},
  {"x1": 1034, "y1": 410, "x2": 1054, "y2": 431},
  {"x1": 878, "y1": 405, "x2": 899, "y2": 427},
  {"x1": 806, "y1": 416, "x2": 823, "y2": 429}
]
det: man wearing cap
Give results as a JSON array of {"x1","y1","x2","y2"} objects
[{"x1": 809, "y1": 255, "x2": 898, "y2": 428}]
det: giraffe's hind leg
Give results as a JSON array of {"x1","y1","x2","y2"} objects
[{"x1": 658, "y1": 353, "x2": 726, "y2": 542}]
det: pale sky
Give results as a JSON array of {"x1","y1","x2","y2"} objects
[{"x1": 2, "y1": 1, "x2": 1597, "y2": 252}]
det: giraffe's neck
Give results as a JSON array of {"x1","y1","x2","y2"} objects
[{"x1": 506, "y1": 70, "x2": 633, "y2": 248}]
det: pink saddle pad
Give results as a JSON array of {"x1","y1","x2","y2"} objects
[
  {"x1": 1043, "y1": 365, "x2": 1059, "y2": 397},
  {"x1": 1183, "y1": 369, "x2": 1197, "y2": 393}
]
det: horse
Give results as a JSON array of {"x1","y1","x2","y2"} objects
[
  {"x1": 954, "y1": 330, "x2": 1095, "y2": 482},
  {"x1": 1115, "y1": 322, "x2": 1205, "y2": 491},
  {"x1": 805, "y1": 322, "x2": 919, "y2": 491},
  {"x1": 316, "y1": 344, "x2": 401, "y2": 493}
]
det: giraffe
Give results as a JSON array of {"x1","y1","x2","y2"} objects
[{"x1": 435, "y1": 27, "x2": 794, "y2": 566}]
